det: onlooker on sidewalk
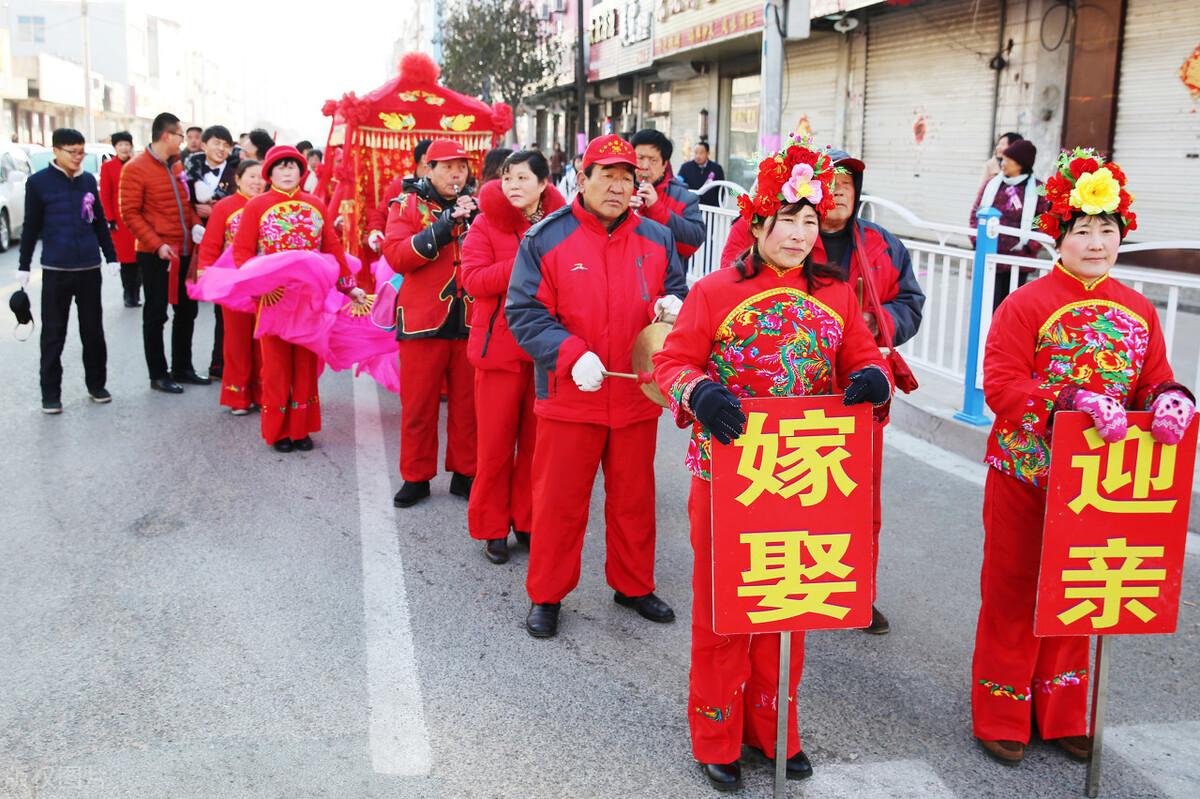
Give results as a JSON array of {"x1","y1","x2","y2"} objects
[
  {"x1": 549, "y1": 142, "x2": 565, "y2": 185},
  {"x1": 18, "y1": 128, "x2": 119, "y2": 414},
  {"x1": 969, "y1": 138, "x2": 1048, "y2": 310},
  {"x1": 979, "y1": 131, "x2": 1022, "y2": 187},
  {"x1": 185, "y1": 125, "x2": 240, "y2": 379},
  {"x1": 118, "y1": 112, "x2": 206, "y2": 394},
  {"x1": 557, "y1": 154, "x2": 583, "y2": 201},
  {"x1": 677, "y1": 141, "x2": 725, "y2": 207},
  {"x1": 184, "y1": 126, "x2": 204, "y2": 156},
  {"x1": 99, "y1": 130, "x2": 140, "y2": 307}
]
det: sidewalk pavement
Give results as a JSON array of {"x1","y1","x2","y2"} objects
[{"x1": 890, "y1": 363, "x2": 1200, "y2": 527}]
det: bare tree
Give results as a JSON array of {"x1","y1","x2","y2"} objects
[{"x1": 441, "y1": 0, "x2": 560, "y2": 108}]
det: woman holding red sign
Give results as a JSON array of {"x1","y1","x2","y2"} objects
[
  {"x1": 652, "y1": 138, "x2": 891, "y2": 791},
  {"x1": 973, "y1": 149, "x2": 1195, "y2": 765}
]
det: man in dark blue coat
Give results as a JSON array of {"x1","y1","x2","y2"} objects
[{"x1": 17, "y1": 128, "x2": 118, "y2": 414}]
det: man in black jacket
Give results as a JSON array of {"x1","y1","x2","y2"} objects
[
  {"x1": 17, "y1": 128, "x2": 118, "y2": 414},
  {"x1": 676, "y1": 141, "x2": 725, "y2": 207}
]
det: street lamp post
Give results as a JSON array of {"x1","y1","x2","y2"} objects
[{"x1": 80, "y1": 0, "x2": 96, "y2": 141}]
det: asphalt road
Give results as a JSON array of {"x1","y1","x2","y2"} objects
[{"x1": 1, "y1": 245, "x2": 1198, "y2": 799}]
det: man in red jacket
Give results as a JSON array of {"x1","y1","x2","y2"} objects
[
  {"x1": 507, "y1": 134, "x2": 688, "y2": 638},
  {"x1": 382, "y1": 138, "x2": 478, "y2": 508},
  {"x1": 99, "y1": 131, "x2": 139, "y2": 307},
  {"x1": 629, "y1": 128, "x2": 706, "y2": 262}
]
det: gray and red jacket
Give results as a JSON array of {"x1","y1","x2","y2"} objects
[
  {"x1": 506, "y1": 197, "x2": 688, "y2": 428},
  {"x1": 637, "y1": 166, "x2": 705, "y2": 261}
]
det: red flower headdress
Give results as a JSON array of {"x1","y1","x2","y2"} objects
[
  {"x1": 1037, "y1": 147, "x2": 1137, "y2": 240},
  {"x1": 736, "y1": 136, "x2": 837, "y2": 224}
]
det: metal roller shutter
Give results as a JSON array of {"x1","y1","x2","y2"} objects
[
  {"x1": 1111, "y1": 0, "x2": 1200, "y2": 242},
  {"x1": 781, "y1": 31, "x2": 841, "y2": 142},
  {"x1": 861, "y1": 0, "x2": 1001, "y2": 232}
]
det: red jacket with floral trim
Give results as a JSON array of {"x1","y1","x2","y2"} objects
[
  {"x1": 652, "y1": 264, "x2": 888, "y2": 480},
  {"x1": 230, "y1": 186, "x2": 352, "y2": 289},
  {"x1": 460, "y1": 180, "x2": 566, "y2": 371},
  {"x1": 982, "y1": 263, "x2": 1186, "y2": 487},
  {"x1": 196, "y1": 191, "x2": 250, "y2": 271}
]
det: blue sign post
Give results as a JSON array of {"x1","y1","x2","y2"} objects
[{"x1": 954, "y1": 207, "x2": 1000, "y2": 426}]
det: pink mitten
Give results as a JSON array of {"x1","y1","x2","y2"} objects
[
  {"x1": 1072, "y1": 389, "x2": 1128, "y2": 443},
  {"x1": 1150, "y1": 390, "x2": 1195, "y2": 445}
]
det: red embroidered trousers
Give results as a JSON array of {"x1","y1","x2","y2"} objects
[
  {"x1": 687, "y1": 477, "x2": 805, "y2": 764},
  {"x1": 525, "y1": 417, "x2": 658, "y2": 605},
  {"x1": 259, "y1": 334, "x2": 320, "y2": 444},
  {"x1": 468, "y1": 364, "x2": 536, "y2": 540},
  {"x1": 971, "y1": 468, "x2": 1089, "y2": 742},
  {"x1": 397, "y1": 338, "x2": 476, "y2": 482},
  {"x1": 220, "y1": 309, "x2": 260, "y2": 410}
]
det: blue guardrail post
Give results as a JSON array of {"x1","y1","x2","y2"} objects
[{"x1": 955, "y1": 207, "x2": 1000, "y2": 427}]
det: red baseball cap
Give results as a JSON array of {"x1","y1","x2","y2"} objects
[
  {"x1": 262, "y1": 145, "x2": 308, "y2": 183},
  {"x1": 582, "y1": 134, "x2": 637, "y2": 171},
  {"x1": 425, "y1": 138, "x2": 470, "y2": 163}
]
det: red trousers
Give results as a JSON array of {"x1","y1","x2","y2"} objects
[
  {"x1": 259, "y1": 334, "x2": 320, "y2": 444},
  {"x1": 972, "y1": 469, "x2": 1089, "y2": 742},
  {"x1": 526, "y1": 417, "x2": 658, "y2": 604},
  {"x1": 687, "y1": 477, "x2": 805, "y2": 764},
  {"x1": 469, "y1": 364, "x2": 536, "y2": 540},
  {"x1": 398, "y1": 338, "x2": 476, "y2": 481},
  {"x1": 220, "y1": 309, "x2": 260, "y2": 410}
]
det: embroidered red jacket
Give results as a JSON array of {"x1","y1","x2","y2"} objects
[
  {"x1": 982, "y1": 263, "x2": 1185, "y2": 487},
  {"x1": 652, "y1": 264, "x2": 888, "y2": 479},
  {"x1": 196, "y1": 192, "x2": 250, "y2": 271},
  {"x1": 230, "y1": 186, "x2": 352, "y2": 288}
]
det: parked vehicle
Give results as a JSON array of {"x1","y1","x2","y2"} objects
[{"x1": 0, "y1": 144, "x2": 33, "y2": 251}]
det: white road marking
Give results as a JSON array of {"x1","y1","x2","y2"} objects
[
  {"x1": 353, "y1": 375, "x2": 432, "y2": 775},
  {"x1": 1188, "y1": 533, "x2": 1200, "y2": 557},
  {"x1": 798, "y1": 758, "x2": 956, "y2": 798},
  {"x1": 1107, "y1": 721, "x2": 1200, "y2": 799},
  {"x1": 884, "y1": 428, "x2": 987, "y2": 487}
]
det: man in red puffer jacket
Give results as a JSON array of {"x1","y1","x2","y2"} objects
[
  {"x1": 461, "y1": 150, "x2": 567, "y2": 565},
  {"x1": 629, "y1": 128, "x2": 706, "y2": 263},
  {"x1": 507, "y1": 134, "x2": 688, "y2": 639}
]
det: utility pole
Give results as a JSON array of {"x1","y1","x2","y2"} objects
[
  {"x1": 759, "y1": 0, "x2": 785, "y2": 155},
  {"x1": 575, "y1": 0, "x2": 587, "y2": 155},
  {"x1": 80, "y1": 0, "x2": 95, "y2": 141}
]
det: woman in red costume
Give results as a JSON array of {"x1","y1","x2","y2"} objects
[
  {"x1": 460, "y1": 150, "x2": 566, "y2": 564},
  {"x1": 652, "y1": 138, "x2": 892, "y2": 792},
  {"x1": 972, "y1": 148, "x2": 1195, "y2": 765},
  {"x1": 231, "y1": 145, "x2": 365, "y2": 452},
  {"x1": 195, "y1": 159, "x2": 265, "y2": 415}
]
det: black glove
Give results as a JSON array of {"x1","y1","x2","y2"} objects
[
  {"x1": 411, "y1": 212, "x2": 455, "y2": 258},
  {"x1": 843, "y1": 367, "x2": 890, "y2": 406},
  {"x1": 108, "y1": 221, "x2": 118, "y2": 231},
  {"x1": 691, "y1": 380, "x2": 747, "y2": 445}
]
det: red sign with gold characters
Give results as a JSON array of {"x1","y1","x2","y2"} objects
[
  {"x1": 1036, "y1": 411, "x2": 1198, "y2": 637},
  {"x1": 710, "y1": 396, "x2": 874, "y2": 635}
]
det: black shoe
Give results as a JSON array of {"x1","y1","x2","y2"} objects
[
  {"x1": 124, "y1": 293, "x2": 141, "y2": 308},
  {"x1": 526, "y1": 603, "x2": 561, "y2": 638},
  {"x1": 483, "y1": 538, "x2": 509, "y2": 564},
  {"x1": 150, "y1": 378, "x2": 184, "y2": 394},
  {"x1": 614, "y1": 591, "x2": 676, "y2": 623},
  {"x1": 699, "y1": 762, "x2": 743, "y2": 792},
  {"x1": 865, "y1": 605, "x2": 890, "y2": 635},
  {"x1": 449, "y1": 472, "x2": 473, "y2": 499},
  {"x1": 293, "y1": 436, "x2": 313, "y2": 451},
  {"x1": 784, "y1": 750, "x2": 813, "y2": 780},
  {"x1": 273, "y1": 438, "x2": 294, "y2": 453},
  {"x1": 41, "y1": 399, "x2": 63, "y2": 415},
  {"x1": 171, "y1": 370, "x2": 212, "y2": 385},
  {"x1": 393, "y1": 480, "x2": 431, "y2": 508},
  {"x1": 208, "y1": 366, "x2": 223, "y2": 379},
  {"x1": 513, "y1": 531, "x2": 531, "y2": 548},
  {"x1": 88, "y1": 388, "x2": 112, "y2": 404}
]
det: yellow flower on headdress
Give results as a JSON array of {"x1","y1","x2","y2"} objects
[{"x1": 1069, "y1": 168, "x2": 1121, "y2": 215}]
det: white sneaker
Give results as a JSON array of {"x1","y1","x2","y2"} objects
[{"x1": 231, "y1": 407, "x2": 250, "y2": 416}]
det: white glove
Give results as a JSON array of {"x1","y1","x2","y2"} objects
[
  {"x1": 17, "y1": 270, "x2": 30, "y2": 288},
  {"x1": 106, "y1": 261, "x2": 120, "y2": 277},
  {"x1": 654, "y1": 295, "x2": 683, "y2": 323},
  {"x1": 193, "y1": 182, "x2": 215, "y2": 204},
  {"x1": 571, "y1": 351, "x2": 606, "y2": 392},
  {"x1": 192, "y1": 224, "x2": 206, "y2": 244},
  {"x1": 367, "y1": 230, "x2": 384, "y2": 253}
]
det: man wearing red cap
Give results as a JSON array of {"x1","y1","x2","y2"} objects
[
  {"x1": 507, "y1": 134, "x2": 688, "y2": 638},
  {"x1": 383, "y1": 138, "x2": 479, "y2": 507}
]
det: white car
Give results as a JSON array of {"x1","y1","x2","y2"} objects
[{"x1": 0, "y1": 144, "x2": 33, "y2": 252}]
